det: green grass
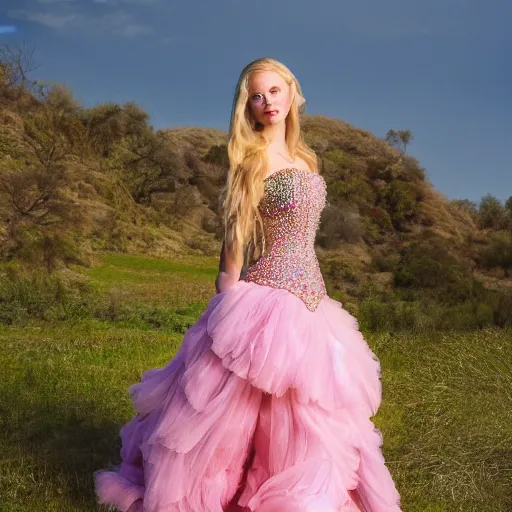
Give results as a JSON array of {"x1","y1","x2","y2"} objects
[
  {"x1": 371, "y1": 329, "x2": 512, "y2": 511},
  {"x1": 0, "y1": 324, "x2": 182, "y2": 512},
  {"x1": 79, "y1": 252, "x2": 219, "y2": 309},
  {"x1": 0, "y1": 253, "x2": 511, "y2": 511}
]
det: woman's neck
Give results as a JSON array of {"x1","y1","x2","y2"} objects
[{"x1": 263, "y1": 121, "x2": 287, "y2": 148}]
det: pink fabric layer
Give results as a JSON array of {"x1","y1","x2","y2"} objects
[{"x1": 94, "y1": 280, "x2": 402, "y2": 512}]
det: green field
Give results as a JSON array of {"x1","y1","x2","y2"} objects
[{"x1": 0, "y1": 254, "x2": 510, "y2": 511}]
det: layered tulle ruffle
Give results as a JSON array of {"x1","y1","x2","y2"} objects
[{"x1": 95, "y1": 280, "x2": 402, "y2": 512}]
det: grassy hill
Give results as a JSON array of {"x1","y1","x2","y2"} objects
[
  {"x1": 0, "y1": 100, "x2": 479, "y2": 262},
  {"x1": 1, "y1": 53, "x2": 512, "y2": 329}
]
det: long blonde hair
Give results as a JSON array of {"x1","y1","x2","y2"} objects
[{"x1": 221, "y1": 57, "x2": 318, "y2": 269}]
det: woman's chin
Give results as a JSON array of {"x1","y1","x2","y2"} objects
[{"x1": 259, "y1": 116, "x2": 284, "y2": 127}]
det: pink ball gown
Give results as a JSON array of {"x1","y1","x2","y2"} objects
[{"x1": 94, "y1": 167, "x2": 402, "y2": 512}]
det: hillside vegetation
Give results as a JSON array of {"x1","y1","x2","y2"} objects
[{"x1": 1, "y1": 46, "x2": 512, "y2": 329}]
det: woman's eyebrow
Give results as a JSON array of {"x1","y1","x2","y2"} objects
[{"x1": 249, "y1": 85, "x2": 280, "y2": 94}]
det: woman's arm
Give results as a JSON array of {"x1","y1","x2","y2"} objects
[{"x1": 215, "y1": 239, "x2": 243, "y2": 293}]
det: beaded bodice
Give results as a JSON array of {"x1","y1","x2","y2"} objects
[{"x1": 244, "y1": 167, "x2": 327, "y2": 311}]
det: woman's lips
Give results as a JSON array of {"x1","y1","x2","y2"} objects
[{"x1": 264, "y1": 110, "x2": 278, "y2": 116}]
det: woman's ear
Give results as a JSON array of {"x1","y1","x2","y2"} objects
[{"x1": 296, "y1": 92, "x2": 306, "y2": 113}]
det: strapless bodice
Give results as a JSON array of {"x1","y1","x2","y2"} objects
[{"x1": 244, "y1": 167, "x2": 327, "y2": 311}]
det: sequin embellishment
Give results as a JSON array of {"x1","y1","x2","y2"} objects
[{"x1": 244, "y1": 168, "x2": 328, "y2": 311}]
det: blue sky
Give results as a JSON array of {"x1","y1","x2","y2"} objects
[{"x1": 1, "y1": 0, "x2": 511, "y2": 204}]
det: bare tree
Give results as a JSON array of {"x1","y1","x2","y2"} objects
[
  {"x1": 115, "y1": 129, "x2": 183, "y2": 204},
  {"x1": 0, "y1": 103, "x2": 85, "y2": 267},
  {"x1": 0, "y1": 41, "x2": 39, "y2": 101}
]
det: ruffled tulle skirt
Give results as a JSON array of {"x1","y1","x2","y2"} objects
[{"x1": 94, "y1": 280, "x2": 402, "y2": 512}]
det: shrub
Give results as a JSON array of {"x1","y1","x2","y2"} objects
[
  {"x1": 401, "y1": 155, "x2": 426, "y2": 182},
  {"x1": 370, "y1": 251, "x2": 398, "y2": 272},
  {"x1": 380, "y1": 180, "x2": 421, "y2": 229},
  {"x1": 477, "y1": 231, "x2": 512, "y2": 276},
  {"x1": 480, "y1": 289, "x2": 512, "y2": 328},
  {"x1": 0, "y1": 265, "x2": 96, "y2": 326},
  {"x1": 202, "y1": 144, "x2": 229, "y2": 168},
  {"x1": 318, "y1": 203, "x2": 362, "y2": 247},
  {"x1": 13, "y1": 232, "x2": 85, "y2": 271},
  {"x1": 362, "y1": 206, "x2": 394, "y2": 243},
  {"x1": 451, "y1": 199, "x2": 479, "y2": 221},
  {"x1": 393, "y1": 237, "x2": 474, "y2": 304},
  {"x1": 357, "y1": 295, "x2": 433, "y2": 332},
  {"x1": 478, "y1": 194, "x2": 506, "y2": 230},
  {"x1": 322, "y1": 259, "x2": 359, "y2": 287},
  {"x1": 329, "y1": 176, "x2": 375, "y2": 208},
  {"x1": 365, "y1": 156, "x2": 394, "y2": 182},
  {"x1": 365, "y1": 206, "x2": 393, "y2": 231},
  {"x1": 357, "y1": 292, "x2": 512, "y2": 332}
]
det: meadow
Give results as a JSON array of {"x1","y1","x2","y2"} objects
[{"x1": 0, "y1": 254, "x2": 510, "y2": 511}]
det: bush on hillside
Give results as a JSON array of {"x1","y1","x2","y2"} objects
[
  {"x1": 400, "y1": 155, "x2": 426, "y2": 182},
  {"x1": 380, "y1": 180, "x2": 421, "y2": 230},
  {"x1": 370, "y1": 250, "x2": 398, "y2": 272},
  {"x1": 322, "y1": 259, "x2": 360, "y2": 288},
  {"x1": 506, "y1": 195, "x2": 512, "y2": 220},
  {"x1": 108, "y1": 129, "x2": 182, "y2": 204},
  {"x1": 478, "y1": 194, "x2": 507, "y2": 230},
  {"x1": 360, "y1": 207, "x2": 394, "y2": 243},
  {"x1": 322, "y1": 149, "x2": 367, "y2": 175},
  {"x1": 365, "y1": 156, "x2": 396, "y2": 182},
  {"x1": 80, "y1": 101, "x2": 149, "y2": 158},
  {"x1": 477, "y1": 231, "x2": 512, "y2": 277},
  {"x1": 450, "y1": 198, "x2": 479, "y2": 222},
  {"x1": 318, "y1": 203, "x2": 363, "y2": 247},
  {"x1": 202, "y1": 144, "x2": 229, "y2": 168},
  {"x1": 329, "y1": 176, "x2": 375, "y2": 209},
  {"x1": 42, "y1": 83, "x2": 82, "y2": 114},
  {"x1": 393, "y1": 236, "x2": 474, "y2": 303}
]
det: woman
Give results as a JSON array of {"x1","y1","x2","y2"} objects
[{"x1": 94, "y1": 57, "x2": 402, "y2": 512}]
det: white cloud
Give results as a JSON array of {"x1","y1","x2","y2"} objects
[
  {"x1": 9, "y1": 10, "x2": 77, "y2": 29},
  {"x1": 97, "y1": 11, "x2": 154, "y2": 36},
  {"x1": 8, "y1": 8, "x2": 155, "y2": 37}
]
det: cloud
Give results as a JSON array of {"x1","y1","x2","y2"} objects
[
  {"x1": 8, "y1": 8, "x2": 155, "y2": 37},
  {"x1": 97, "y1": 11, "x2": 154, "y2": 36},
  {"x1": 8, "y1": 10, "x2": 77, "y2": 29}
]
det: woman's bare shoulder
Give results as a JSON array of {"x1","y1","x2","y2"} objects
[{"x1": 293, "y1": 155, "x2": 312, "y2": 171}]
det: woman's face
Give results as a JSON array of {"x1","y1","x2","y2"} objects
[{"x1": 247, "y1": 70, "x2": 292, "y2": 128}]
